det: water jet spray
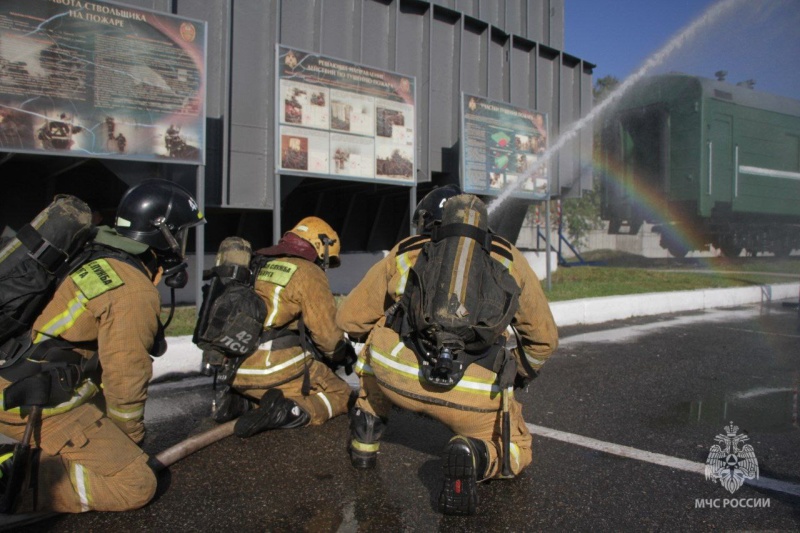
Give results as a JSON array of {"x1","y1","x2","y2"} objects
[{"x1": 487, "y1": 0, "x2": 749, "y2": 216}]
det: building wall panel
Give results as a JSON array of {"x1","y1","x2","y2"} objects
[
  {"x1": 227, "y1": 0, "x2": 278, "y2": 207},
  {"x1": 509, "y1": 37, "x2": 536, "y2": 110},
  {"x1": 428, "y1": 7, "x2": 461, "y2": 173},
  {"x1": 548, "y1": 0, "x2": 564, "y2": 49},
  {"x1": 461, "y1": 18, "x2": 488, "y2": 98},
  {"x1": 534, "y1": 47, "x2": 558, "y2": 190},
  {"x1": 559, "y1": 58, "x2": 579, "y2": 196},
  {"x1": 280, "y1": 0, "x2": 320, "y2": 51},
  {"x1": 397, "y1": 1, "x2": 432, "y2": 182},
  {"x1": 321, "y1": 0, "x2": 361, "y2": 60},
  {"x1": 503, "y1": 0, "x2": 526, "y2": 37},
  {"x1": 362, "y1": 0, "x2": 396, "y2": 69},
  {"x1": 488, "y1": 28, "x2": 510, "y2": 101}
]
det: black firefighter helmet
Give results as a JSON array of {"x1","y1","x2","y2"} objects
[
  {"x1": 412, "y1": 184, "x2": 462, "y2": 235},
  {"x1": 115, "y1": 179, "x2": 205, "y2": 287}
]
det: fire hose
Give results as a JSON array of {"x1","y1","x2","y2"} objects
[{"x1": 150, "y1": 420, "x2": 236, "y2": 471}]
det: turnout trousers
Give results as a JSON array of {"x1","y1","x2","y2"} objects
[
  {"x1": 354, "y1": 326, "x2": 533, "y2": 479},
  {"x1": 0, "y1": 394, "x2": 156, "y2": 513},
  {"x1": 233, "y1": 346, "x2": 352, "y2": 425}
]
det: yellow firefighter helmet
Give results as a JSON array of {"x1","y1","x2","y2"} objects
[{"x1": 288, "y1": 216, "x2": 341, "y2": 269}]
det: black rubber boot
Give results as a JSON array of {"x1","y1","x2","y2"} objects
[
  {"x1": 234, "y1": 389, "x2": 310, "y2": 438},
  {"x1": 438, "y1": 435, "x2": 489, "y2": 516},
  {"x1": 348, "y1": 407, "x2": 386, "y2": 469},
  {"x1": 212, "y1": 388, "x2": 253, "y2": 423}
]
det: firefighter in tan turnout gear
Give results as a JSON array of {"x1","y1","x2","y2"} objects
[
  {"x1": 336, "y1": 186, "x2": 558, "y2": 516},
  {"x1": 214, "y1": 217, "x2": 355, "y2": 438},
  {"x1": 0, "y1": 179, "x2": 205, "y2": 513}
]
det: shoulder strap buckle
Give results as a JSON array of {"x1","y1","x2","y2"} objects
[{"x1": 17, "y1": 224, "x2": 68, "y2": 274}]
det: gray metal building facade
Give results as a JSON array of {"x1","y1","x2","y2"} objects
[{"x1": 1, "y1": 0, "x2": 593, "y2": 256}]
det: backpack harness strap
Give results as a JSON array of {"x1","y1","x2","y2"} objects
[
  {"x1": 0, "y1": 338, "x2": 99, "y2": 410},
  {"x1": 430, "y1": 223, "x2": 492, "y2": 251},
  {"x1": 259, "y1": 327, "x2": 302, "y2": 350},
  {"x1": 396, "y1": 235, "x2": 428, "y2": 255},
  {"x1": 206, "y1": 263, "x2": 251, "y2": 284},
  {"x1": 15, "y1": 224, "x2": 70, "y2": 274},
  {"x1": 509, "y1": 325, "x2": 539, "y2": 389}
]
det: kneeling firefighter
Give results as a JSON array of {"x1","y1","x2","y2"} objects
[
  {"x1": 336, "y1": 186, "x2": 558, "y2": 516},
  {"x1": 0, "y1": 179, "x2": 205, "y2": 514},
  {"x1": 209, "y1": 217, "x2": 356, "y2": 438}
]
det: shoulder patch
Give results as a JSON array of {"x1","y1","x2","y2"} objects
[
  {"x1": 257, "y1": 260, "x2": 298, "y2": 287},
  {"x1": 397, "y1": 235, "x2": 428, "y2": 255},
  {"x1": 70, "y1": 258, "x2": 125, "y2": 299}
]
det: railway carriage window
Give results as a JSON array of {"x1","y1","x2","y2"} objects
[{"x1": 619, "y1": 106, "x2": 670, "y2": 216}]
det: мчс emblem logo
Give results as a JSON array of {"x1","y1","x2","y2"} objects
[
  {"x1": 180, "y1": 22, "x2": 196, "y2": 43},
  {"x1": 704, "y1": 422, "x2": 759, "y2": 494}
]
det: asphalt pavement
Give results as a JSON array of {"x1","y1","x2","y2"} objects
[{"x1": 7, "y1": 296, "x2": 799, "y2": 532}]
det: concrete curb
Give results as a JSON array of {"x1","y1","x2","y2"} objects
[
  {"x1": 153, "y1": 282, "x2": 800, "y2": 381},
  {"x1": 549, "y1": 282, "x2": 799, "y2": 327}
]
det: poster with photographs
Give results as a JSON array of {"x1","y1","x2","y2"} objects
[
  {"x1": 376, "y1": 100, "x2": 413, "y2": 145},
  {"x1": 280, "y1": 80, "x2": 329, "y2": 130},
  {"x1": 0, "y1": 0, "x2": 206, "y2": 164},
  {"x1": 375, "y1": 140, "x2": 413, "y2": 180},
  {"x1": 277, "y1": 46, "x2": 415, "y2": 185},
  {"x1": 280, "y1": 126, "x2": 330, "y2": 174},
  {"x1": 330, "y1": 89, "x2": 374, "y2": 136},
  {"x1": 330, "y1": 132, "x2": 374, "y2": 178},
  {"x1": 461, "y1": 93, "x2": 548, "y2": 199}
]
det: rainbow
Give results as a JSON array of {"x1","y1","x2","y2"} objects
[{"x1": 589, "y1": 153, "x2": 711, "y2": 259}]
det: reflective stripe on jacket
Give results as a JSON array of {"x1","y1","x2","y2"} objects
[{"x1": 233, "y1": 256, "x2": 344, "y2": 390}]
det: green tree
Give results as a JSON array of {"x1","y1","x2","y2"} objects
[
  {"x1": 558, "y1": 179, "x2": 603, "y2": 249},
  {"x1": 593, "y1": 75, "x2": 620, "y2": 103}
]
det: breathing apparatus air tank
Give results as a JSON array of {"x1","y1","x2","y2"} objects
[
  {"x1": 0, "y1": 195, "x2": 94, "y2": 348},
  {"x1": 193, "y1": 236, "x2": 260, "y2": 375}
]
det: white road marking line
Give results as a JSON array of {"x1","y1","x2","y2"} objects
[
  {"x1": 733, "y1": 387, "x2": 795, "y2": 400},
  {"x1": 528, "y1": 423, "x2": 800, "y2": 498}
]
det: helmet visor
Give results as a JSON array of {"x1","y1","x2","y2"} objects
[
  {"x1": 175, "y1": 218, "x2": 205, "y2": 258},
  {"x1": 175, "y1": 226, "x2": 190, "y2": 257},
  {"x1": 155, "y1": 216, "x2": 205, "y2": 258}
]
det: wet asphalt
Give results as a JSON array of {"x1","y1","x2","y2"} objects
[{"x1": 6, "y1": 300, "x2": 800, "y2": 532}]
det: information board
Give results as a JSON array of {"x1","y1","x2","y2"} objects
[
  {"x1": 0, "y1": 0, "x2": 206, "y2": 164},
  {"x1": 277, "y1": 46, "x2": 415, "y2": 185},
  {"x1": 461, "y1": 93, "x2": 549, "y2": 199}
]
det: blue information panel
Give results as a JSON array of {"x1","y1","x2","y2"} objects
[
  {"x1": 461, "y1": 93, "x2": 549, "y2": 199},
  {"x1": 0, "y1": 0, "x2": 206, "y2": 164}
]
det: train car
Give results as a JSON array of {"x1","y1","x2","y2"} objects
[{"x1": 598, "y1": 73, "x2": 800, "y2": 257}]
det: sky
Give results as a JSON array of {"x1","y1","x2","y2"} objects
[{"x1": 564, "y1": 0, "x2": 800, "y2": 100}]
